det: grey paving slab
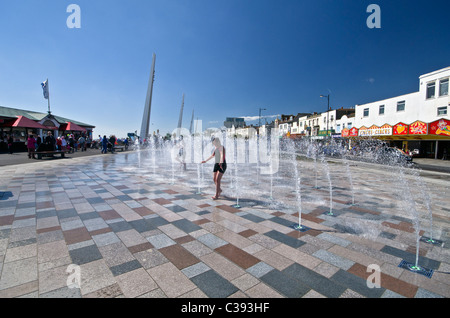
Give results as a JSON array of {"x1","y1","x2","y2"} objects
[
  {"x1": 264, "y1": 230, "x2": 306, "y2": 249},
  {"x1": 190, "y1": 270, "x2": 239, "y2": 298},
  {"x1": 331, "y1": 269, "x2": 386, "y2": 298},
  {"x1": 0, "y1": 150, "x2": 449, "y2": 299},
  {"x1": 283, "y1": 263, "x2": 347, "y2": 298},
  {"x1": 260, "y1": 269, "x2": 310, "y2": 298},
  {"x1": 69, "y1": 244, "x2": 103, "y2": 265}
]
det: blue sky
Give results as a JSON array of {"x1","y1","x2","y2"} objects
[{"x1": 0, "y1": 0, "x2": 449, "y2": 138}]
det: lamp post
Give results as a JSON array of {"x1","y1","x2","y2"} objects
[{"x1": 320, "y1": 94, "x2": 331, "y2": 137}]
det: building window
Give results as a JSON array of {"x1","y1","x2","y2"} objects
[
  {"x1": 337, "y1": 124, "x2": 341, "y2": 131},
  {"x1": 437, "y1": 106, "x2": 447, "y2": 116},
  {"x1": 379, "y1": 105, "x2": 385, "y2": 115},
  {"x1": 348, "y1": 122, "x2": 352, "y2": 129},
  {"x1": 426, "y1": 82, "x2": 436, "y2": 99},
  {"x1": 397, "y1": 101, "x2": 405, "y2": 112},
  {"x1": 363, "y1": 108, "x2": 369, "y2": 117},
  {"x1": 439, "y1": 78, "x2": 449, "y2": 97}
]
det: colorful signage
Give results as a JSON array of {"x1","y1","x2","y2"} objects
[
  {"x1": 341, "y1": 128, "x2": 349, "y2": 137},
  {"x1": 409, "y1": 120, "x2": 428, "y2": 135},
  {"x1": 429, "y1": 119, "x2": 450, "y2": 136},
  {"x1": 343, "y1": 119, "x2": 450, "y2": 138},
  {"x1": 349, "y1": 127, "x2": 359, "y2": 137},
  {"x1": 359, "y1": 124, "x2": 392, "y2": 137},
  {"x1": 393, "y1": 122, "x2": 408, "y2": 135}
]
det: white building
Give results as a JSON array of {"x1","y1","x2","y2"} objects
[
  {"x1": 351, "y1": 66, "x2": 449, "y2": 159},
  {"x1": 355, "y1": 67, "x2": 449, "y2": 127}
]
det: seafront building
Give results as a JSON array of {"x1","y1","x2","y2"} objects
[
  {"x1": 350, "y1": 66, "x2": 449, "y2": 159},
  {"x1": 0, "y1": 106, "x2": 95, "y2": 152},
  {"x1": 238, "y1": 66, "x2": 449, "y2": 159}
]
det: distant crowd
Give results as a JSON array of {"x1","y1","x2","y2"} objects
[{"x1": 1, "y1": 131, "x2": 131, "y2": 158}]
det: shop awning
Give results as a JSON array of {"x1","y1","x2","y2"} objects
[
  {"x1": 60, "y1": 121, "x2": 87, "y2": 132},
  {"x1": 2, "y1": 116, "x2": 48, "y2": 129}
]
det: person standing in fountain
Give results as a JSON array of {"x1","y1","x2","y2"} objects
[{"x1": 202, "y1": 137, "x2": 227, "y2": 200}]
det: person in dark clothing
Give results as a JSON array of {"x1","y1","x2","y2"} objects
[
  {"x1": 36, "y1": 136, "x2": 42, "y2": 149},
  {"x1": 7, "y1": 135, "x2": 13, "y2": 154},
  {"x1": 101, "y1": 135, "x2": 108, "y2": 154},
  {"x1": 109, "y1": 135, "x2": 116, "y2": 153},
  {"x1": 69, "y1": 135, "x2": 75, "y2": 153},
  {"x1": 45, "y1": 131, "x2": 56, "y2": 151}
]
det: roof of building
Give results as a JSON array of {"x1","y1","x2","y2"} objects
[{"x1": 0, "y1": 105, "x2": 95, "y2": 128}]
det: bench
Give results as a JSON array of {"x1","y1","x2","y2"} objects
[{"x1": 35, "y1": 151, "x2": 69, "y2": 160}]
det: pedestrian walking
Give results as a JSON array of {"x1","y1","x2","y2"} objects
[
  {"x1": 27, "y1": 134, "x2": 36, "y2": 159},
  {"x1": 78, "y1": 135, "x2": 86, "y2": 152},
  {"x1": 101, "y1": 135, "x2": 108, "y2": 154}
]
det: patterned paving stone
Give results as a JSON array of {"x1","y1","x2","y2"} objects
[
  {"x1": 0, "y1": 151, "x2": 449, "y2": 299},
  {"x1": 190, "y1": 270, "x2": 239, "y2": 298},
  {"x1": 69, "y1": 244, "x2": 103, "y2": 265},
  {"x1": 147, "y1": 233, "x2": 176, "y2": 249},
  {"x1": 109, "y1": 259, "x2": 142, "y2": 276},
  {"x1": 260, "y1": 269, "x2": 310, "y2": 298}
]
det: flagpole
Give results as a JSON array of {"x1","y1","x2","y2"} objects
[{"x1": 47, "y1": 79, "x2": 51, "y2": 114}]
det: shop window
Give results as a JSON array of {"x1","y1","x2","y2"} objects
[
  {"x1": 426, "y1": 82, "x2": 436, "y2": 99},
  {"x1": 379, "y1": 105, "x2": 385, "y2": 115},
  {"x1": 397, "y1": 101, "x2": 405, "y2": 112},
  {"x1": 439, "y1": 78, "x2": 449, "y2": 97},
  {"x1": 437, "y1": 106, "x2": 447, "y2": 116}
]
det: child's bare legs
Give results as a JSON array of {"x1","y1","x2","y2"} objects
[{"x1": 212, "y1": 171, "x2": 223, "y2": 199}]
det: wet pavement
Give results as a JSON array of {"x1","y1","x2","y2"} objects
[{"x1": 0, "y1": 148, "x2": 449, "y2": 299}]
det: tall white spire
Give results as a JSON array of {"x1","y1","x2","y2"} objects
[
  {"x1": 177, "y1": 93, "x2": 185, "y2": 137},
  {"x1": 140, "y1": 53, "x2": 156, "y2": 140},
  {"x1": 189, "y1": 109, "x2": 194, "y2": 135}
]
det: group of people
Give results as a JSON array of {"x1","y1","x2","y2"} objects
[
  {"x1": 22, "y1": 131, "x2": 228, "y2": 200},
  {"x1": 24, "y1": 131, "x2": 90, "y2": 159},
  {"x1": 100, "y1": 135, "x2": 118, "y2": 154}
]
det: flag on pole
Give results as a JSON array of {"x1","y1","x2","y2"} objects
[{"x1": 41, "y1": 79, "x2": 49, "y2": 100}]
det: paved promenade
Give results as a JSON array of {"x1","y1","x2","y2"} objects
[{"x1": 0, "y1": 149, "x2": 449, "y2": 300}]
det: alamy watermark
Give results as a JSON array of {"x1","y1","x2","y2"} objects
[
  {"x1": 366, "y1": 264, "x2": 381, "y2": 289},
  {"x1": 66, "y1": 4, "x2": 81, "y2": 29},
  {"x1": 366, "y1": 4, "x2": 381, "y2": 29},
  {"x1": 66, "y1": 264, "x2": 81, "y2": 289}
]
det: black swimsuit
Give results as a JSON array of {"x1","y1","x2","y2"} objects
[{"x1": 213, "y1": 147, "x2": 227, "y2": 174}]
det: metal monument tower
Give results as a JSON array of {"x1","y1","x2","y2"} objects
[
  {"x1": 177, "y1": 93, "x2": 185, "y2": 137},
  {"x1": 140, "y1": 53, "x2": 156, "y2": 140}
]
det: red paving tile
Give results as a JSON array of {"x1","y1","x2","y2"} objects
[
  {"x1": 152, "y1": 198, "x2": 172, "y2": 205},
  {"x1": 0, "y1": 215, "x2": 14, "y2": 226},
  {"x1": 215, "y1": 205, "x2": 240, "y2": 213},
  {"x1": 128, "y1": 242, "x2": 154, "y2": 254},
  {"x1": 215, "y1": 244, "x2": 260, "y2": 269},
  {"x1": 98, "y1": 210, "x2": 122, "y2": 221},
  {"x1": 133, "y1": 206, "x2": 155, "y2": 217},
  {"x1": 158, "y1": 244, "x2": 199, "y2": 270},
  {"x1": 348, "y1": 263, "x2": 418, "y2": 298},
  {"x1": 36, "y1": 226, "x2": 62, "y2": 234},
  {"x1": 62, "y1": 227, "x2": 92, "y2": 245}
]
